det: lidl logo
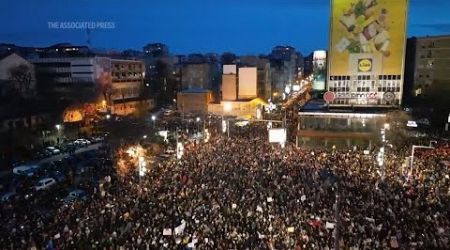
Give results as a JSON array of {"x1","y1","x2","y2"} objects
[{"x1": 358, "y1": 59, "x2": 372, "y2": 72}]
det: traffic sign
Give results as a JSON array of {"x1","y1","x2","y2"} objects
[{"x1": 323, "y1": 91, "x2": 335, "y2": 102}]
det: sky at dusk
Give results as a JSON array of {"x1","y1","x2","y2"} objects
[{"x1": 1, "y1": 0, "x2": 450, "y2": 55}]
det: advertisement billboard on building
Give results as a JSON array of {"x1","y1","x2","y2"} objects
[
  {"x1": 223, "y1": 65, "x2": 237, "y2": 75},
  {"x1": 222, "y1": 74, "x2": 237, "y2": 100},
  {"x1": 238, "y1": 67, "x2": 257, "y2": 99},
  {"x1": 313, "y1": 50, "x2": 327, "y2": 91},
  {"x1": 328, "y1": 0, "x2": 408, "y2": 106},
  {"x1": 269, "y1": 128, "x2": 286, "y2": 144}
]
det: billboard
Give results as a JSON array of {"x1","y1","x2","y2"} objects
[
  {"x1": 223, "y1": 65, "x2": 237, "y2": 75},
  {"x1": 222, "y1": 74, "x2": 237, "y2": 100},
  {"x1": 238, "y1": 67, "x2": 257, "y2": 99},
  {"x1": 329, "y1": 0, "x2": 408, "y2": 76},
  {"x1": 313, "y1": 50, "x2": 327, "y2": 90},
  {"x1": 269, "y1": 128, "x2": 286, "y2": 143}
]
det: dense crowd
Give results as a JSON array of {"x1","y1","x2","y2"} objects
[{"x1": 0, "y1": 124, "x2": 449, "y2": 249}]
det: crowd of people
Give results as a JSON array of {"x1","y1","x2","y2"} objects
[{"x1": 0, "y1": 123, "x2": 449, "y2": 249}]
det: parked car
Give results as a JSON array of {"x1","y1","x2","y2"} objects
[
  {"x1": 1, "y1": 192, "x2": 16, "y2": 202},
  {"x1": 90, "y1": 136, "x2": 104, "y2": 143},
  {"x1": 74, "y1": 139, "x2": 91, "y2": 146},
  {"x1": 34, "y1": 178, "x2": 57, "y2": 191},
  {"x1": 36, "y1": 150, "x2": 52, "y2": 159},
  {"x1": 164, "y1": 110, "x2": 174, "y2": 116},
  {"x1": 63, "y1": 189, "x2": 87, "y2": 203},
  {"x1": 46, "y1": 146, "x2": 61, "y2": 155},
  {"x1": 13, "y1": 165, "x2": 40, "y2": 177},
  {"x1": 51, "y1": 171, "x2": 66, "y2": 183}
]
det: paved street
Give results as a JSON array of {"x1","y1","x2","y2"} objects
[{"x1": 0, "y1": 143, "x2": 102, "y2": 179}]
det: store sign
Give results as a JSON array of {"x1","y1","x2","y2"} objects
[
  {"x1": 358, "y1": 59, "x2": 372, "y2": 72},
  {"x1": 407, "y1": 121, "x2": 418, "y2": 128},
  {"x1": 383, "y1": 92, "x2": 395, "y2": 102},
  {"x1": 335, "y1": 92, "x2": 378, "y2": 99}
]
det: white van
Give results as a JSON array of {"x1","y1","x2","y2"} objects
[
  {"x1": 13, "y1": 165, "x2": 39, "y2": 177},
  {"x1": 34, "y1": 178, "x2": 57, "y2": 191}
]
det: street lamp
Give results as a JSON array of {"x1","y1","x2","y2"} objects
[
  {"x1": 378, "y1": 123, "x2": 390, "y2": 178},
  {"x1": 138, "y1": 156, "x2": 146, "y2": 183},
  {"x1": 151, "y1": 115, "x2": 156, "y2": 129},
  {"x1": 55, "y1": 124, "x2": 62, "y2": 144},
  {"x1": 196, "y1": 117, "x2": 200, "y2": 135},
  {"x1": 106, "y1": 114, "x2": 111, "y2": 120},
  {"x1": 224, "y1": 102, "x2": 232, "y2": 113},
  {"x1": 223, "y1": 103, "x2": 232, "y2": 137}
]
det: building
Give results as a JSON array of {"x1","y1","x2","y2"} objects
[
  {"x1": 238, "y1": 67, "x2": 257, "y2": 99},
  {"x1": 143, "y1": 43, "x2": 169, "y2": 58},
  {"x1": 109, "y1": 59, "x2": 145, "y2": 101},
  {"x1": 222, "y1": 65, "x2": 237, "y2": 100},
  {"x1": 297, "y1": 111, "x2": 387, "y2": 149},
  {"x1": 181, "y1": 63, "x2": 213, "y2": 90},
  {"x1": 142, "y1": 43, "x2": 173, "y2": 86},
  {"x1": 221, "y1": 52, "x2": 238, "y2": 65},
  {"x1": 405, "y1": 35, "x2": 450, "y2": 100},
  {"x1": 303, "y1": 53, "x2": 314, "y2": 76},
  {"x1": 296, "y1": 53, "x2": 305, "y2": 80},
  {"x1": 0, "y1": 53, "x2": 35, "y2": 98},
  {"x1": 312, "y1": 50, "x2": 327, "y2": 91},
  {"x1": 208, "y1": 98, "x2": 268, "y2": 119},
  {"x1": 327, "y1": 0, "x2": 408, "y2": 107},
  {"x1": 111, "y1": 98, "x2": 154, "y2": 117},
  {"x1": 298, "y1": 0, "x2": 409, "y2": 149},
  {"x1": 187, "y1": 54, "x2": 207, "y2": 64},
  {"x1": 32, "y1": 56, "x2": 150, "y2": 118},
  {"x1": 177, "y1": 89, "x2": 212, "y2": 113},
  {"x1": 0, "y1": 43, "x2": 92, "y2": 60},
  {"x1": 404, "y1": 35, "x2": 450, "y2": 126},
  {"x1": 32, "y1": 56, "x2": 109, "y2": 101},
  {"x1": 108, "y1": 59, "x2": 149, "y2": 115},
  {"x1": 270, "y1": 45, "x2": 300, "y2": 98},
  {"x1": 240, "y1": 56, "x2": 271, "y2": 99},
  {"x1": 32, "y1": 57, "x2": 144, "y2": 98}
]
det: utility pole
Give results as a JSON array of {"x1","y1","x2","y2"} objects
[{"x1": 334, "y1": 181, "x2": 341, "y2": 250}]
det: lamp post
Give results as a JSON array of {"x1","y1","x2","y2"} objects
[
  {"x1": 196, "y1": 117, "x2": 200, "y2": 136},
  {"x1": 378, "y1": 123, "x2": 389, "y2": 179},
  {"x1": 151, "y1": 115, "x2": 156, "y2": 129},
  {"x1": 138, "y1": 156, "x2": 146, "y2": 183},
  {"x1": 55, "y1": 124, "x2": 62, "y2": 145},
  {"x1": 223, "y1": 102, "x2": 232, "y2": 138}
]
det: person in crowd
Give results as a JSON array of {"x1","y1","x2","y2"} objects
[{"x1": 0, "y1": 123, "x2": 448, "y2": 249}]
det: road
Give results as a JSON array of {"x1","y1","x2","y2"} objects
[{"x1": 0, "y1": 143, "x2": 103, "y2": 179}]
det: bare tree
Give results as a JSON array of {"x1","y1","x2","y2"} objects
[{"x1": 9, "y1": 64, "x2": 33, "y2": 96}]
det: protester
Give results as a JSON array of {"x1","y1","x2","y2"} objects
[{"x1": 0, "y1": 123, "x2": 448, "y2": 249}]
